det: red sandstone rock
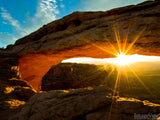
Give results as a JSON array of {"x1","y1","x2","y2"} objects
[
  {"x1": 1, "y1": 1, "x2": 160, "y2": 120},
  {"x1": 9, "y1": 0, "x2": 160, "y2": 90}
]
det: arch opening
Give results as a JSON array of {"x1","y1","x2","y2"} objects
[
  {"x1": 18, "y1": 43, "x2": 160, "y2": 92},
  {"x1": 60, "y1": 55, "x2": 160, "y2": 103}
]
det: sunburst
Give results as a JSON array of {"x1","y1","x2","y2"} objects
[
  {"x1": 61, "y1": 15, "x2": 155, "y2": 120},
  {"x1": 96, "y1": 24, "x2": 153, "y2": 120}
]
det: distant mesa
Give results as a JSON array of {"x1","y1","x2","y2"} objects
[{"x1": 41, "y1": 63, "x2": 110, "y2": 91}]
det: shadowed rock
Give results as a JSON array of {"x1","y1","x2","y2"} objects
[
  {"x1": 41, "y1": 63, "x2": 110, "y2": 91},
  {"x1": 1, "y1": 1, "x2": 160, "y2": 120},
  {"x1": 0, "y1": 51, "x2": 36, "y2": 120},
  {"x1": 9, "y1": 86, "x2": 160, "y2": 120}
]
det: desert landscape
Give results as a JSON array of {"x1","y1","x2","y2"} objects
[{"x1": 0, "y1": 0, "x2": 160, "y2": 120}]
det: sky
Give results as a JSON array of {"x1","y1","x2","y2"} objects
[
  {"x1": 0, "y1": 0, "x2": 147, "y2": 48},
  {"x1": 62, "y1": 54, "x2": 160, "y2": 65}
]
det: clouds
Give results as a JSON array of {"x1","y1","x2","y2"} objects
[
  {"x1": 0, "y1": 8, "x2": 20, "y2": 28},
  {"x1": 0, "y1": 0, "x2": 60, "y2": 47},
  {"x1": 1, "y1": 7, "x2": 30, "y2": 35},
  {"x1": 0, "y1": 8, "x2": 26, "y2": 42},
  {"x1": 24, "y1": 0, "x2": 60, "y2": 36},
  {"x1": 32, "y1": 0, "x2": 59, "y2": 26},
  {"x1": 0, "y1": 0, "x2": 146, "y2": 47}
]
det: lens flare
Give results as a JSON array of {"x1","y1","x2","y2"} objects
[
  {"x1": 114, "y1": 54, "x2": 130, "y2": 65},
  {"x1": 109, "y1": 54, "x2": 149, "y2": 66},
  {"x1": 61, "y1": 20, "x2": 156, "y2": 120}
]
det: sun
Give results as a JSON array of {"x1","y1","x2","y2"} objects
[
  {"x1": 115, "y1": 54, "x2": 131, "y2": 65},
  {"x1": 110, "y1": 53, "x2": 144, "y2": 66}
]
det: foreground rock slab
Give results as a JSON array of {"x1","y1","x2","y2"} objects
[{"x1": 10, "y1": 86, "x2": 160, "y2": 120}]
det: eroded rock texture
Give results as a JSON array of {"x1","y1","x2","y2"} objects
[
  {"x1": 0, "y1": 1, "x2": 160, "y2": 120},
  {"x1": 9, "y1": 1, "x2": 160, "y2": 55},
  {"x1": 0, "y1": 51, "x2": 36, "y2": 120},
  {"x1": 10, "y1": 0, "x2": 160, "y2": 90},
  {"x1": 10, "y1": 86, "x2": 160, "y2": 120}
]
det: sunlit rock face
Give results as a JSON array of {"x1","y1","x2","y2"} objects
[
  {"x1": 1, "y1": 1, "x2": 160, "y2": 120},
  {"x1": 6, "y1": 0, "x2": 159, "y2": 90},
  {"x1": 18, "y1": 44, "x2": 114, "y2": 91},
  {"x1": 41, "y1": 63, "x2": 110, "y2": 91}
]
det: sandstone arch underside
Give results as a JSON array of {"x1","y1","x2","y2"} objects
[{"x1": 7, "y1": 1, "x2": 160, "y2": 91}]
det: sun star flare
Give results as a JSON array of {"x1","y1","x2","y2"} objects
[{"x1": 110, "y1": 54, "x2": 144, "y2": 66}]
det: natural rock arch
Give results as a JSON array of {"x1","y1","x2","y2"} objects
[
  {"x1": 18, "y1": 44, "x2": 118, "y2": 91},
  {"x1": 1, "y1": 1, "x2": 160, "y2": 120},
  {"x1": 18, "y1": 42, "x2": 159, "y2": 91},
  {"x1": 6, "y1": 0, "x2": 160, "y2": 91}
]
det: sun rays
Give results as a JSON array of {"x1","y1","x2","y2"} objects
[
  {"x1": 101, "y1": 26, "x2": 152, "y2": 95},
  {"x1": 61, "y1": 17, "x2": 159, "y2": 120},
  {"x1": 99, "y1": 22, "x2": 157, "y2": 120},
  {"x1": 62, "y1": 22, "x2": 158, "y2": 98}
]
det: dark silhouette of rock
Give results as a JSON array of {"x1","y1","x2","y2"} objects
[
  {"x1": 41, "y1": 63, "x2": 111, "y2": 91},
  {"x1": 0, "y1": 51, "x2": 36, "y2": 120}
]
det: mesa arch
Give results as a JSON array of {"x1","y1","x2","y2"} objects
[
  {"x1": 6, "y1": 0, "x2": 160, "y2": 91},
  {"x1": 18, "y1": 43, "x2": 160, "y2": 91}
]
